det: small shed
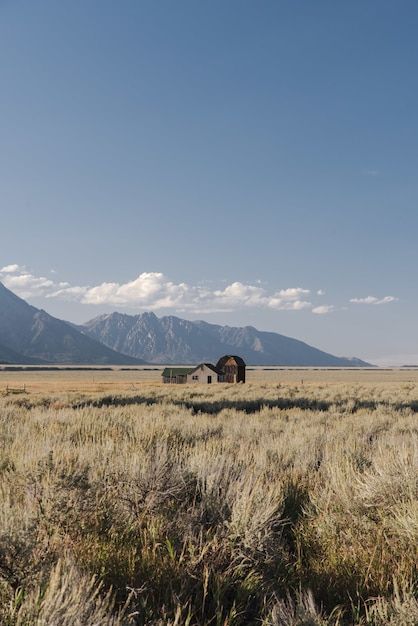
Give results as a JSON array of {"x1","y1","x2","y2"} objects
[
  {"x1": 216, "y1": 355, "x2": 246, "y2": 383},
  {"x1": 162, "y1": 367, "x2": 194, "y2": 384},
  {"x1": 187, "y1": 363, "x2": 223, "y2": 384}
]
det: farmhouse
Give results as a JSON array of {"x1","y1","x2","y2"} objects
[
  {"x1": 162, "y1": 355, "x2": 246, "y2": 384},
  {"x1": 187, "y1": 363, "x2": 223, "y2": 384}
]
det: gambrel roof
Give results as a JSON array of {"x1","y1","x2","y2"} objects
[{"x1": 216, "y1": 355, "x2": 246, "y2": 369}]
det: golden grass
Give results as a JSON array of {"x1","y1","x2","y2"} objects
[{"x1": 0, "y1": 373, "x2": 417, "y2": 625}]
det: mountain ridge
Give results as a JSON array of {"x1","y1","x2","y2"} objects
[
  {"x1": 0, "y1": 282, "x2": 146, "y2": 365},
  {"x1": 0, "y1": 282, "x2": 372, "y2": 366},
  {"x1": 80, "y1": 310, "x2": 372, "y2": 366}
]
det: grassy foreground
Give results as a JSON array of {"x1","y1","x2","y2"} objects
[{"x1": 0, "y1": 381, "x2": 417, "y2": 625}]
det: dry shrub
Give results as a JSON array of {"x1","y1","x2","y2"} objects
[
  {"x1": 364, "y1": 584, "x2": 418, "y2": 626},
  {"x1": 263, "y1": 590, "x2": 328, "y2": 626},
  {"x1": 5, "y1": 560, "x2": 128, "y2": 626}
]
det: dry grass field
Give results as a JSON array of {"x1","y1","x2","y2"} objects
[
  {"x1": 1, "y1": 366, "x2": 418, "y2": 394},
  {"x1": 0, "y1": 368, "x2": 417, "y2": 625}
]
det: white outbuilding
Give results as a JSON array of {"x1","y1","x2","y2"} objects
[{"x1": 186, "y1": 363, "x2": 223, "y2": 384}]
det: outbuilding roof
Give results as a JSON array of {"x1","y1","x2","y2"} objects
[{"x1": 162, "y1": 367, "x2": 194, "y2": 377}]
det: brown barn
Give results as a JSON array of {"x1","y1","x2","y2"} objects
[{"x1": 216, "y1": 355, "x2": 246, "y2": 383}]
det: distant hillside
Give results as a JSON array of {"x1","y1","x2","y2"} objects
[
  {"x1": 0, "y1": 283, "x2": 146, "y2": 365},
  {"x1": 81, "y1": 311, "x2": 372, "y2": 366},
  {"x1": 0, "y1": 342, "x2": 44, "y2": 365}
]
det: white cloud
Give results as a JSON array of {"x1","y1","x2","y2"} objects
[
  {"x1": 317, "y1": 289, "x2": 325, "y2": 296},
  {"x1": 0, "y1": 264, "x2": 22, "y2": 274},
  {"x1": 276, "y1": 287, "x2": 310, "y2": 300},
  {"x1": 79, "y1": 273, "x2": 191, "y2": 309},
  {"x1": 0, "y1": 264, "x2": 59, "y2": 298},
  {"x1": 213, "y1": 283, "x2": 312, "y2": 311},
  {"x1": 312, "y1": 305, "x2": 335, "y2": 315},
  {"x1": 350, "y1": 295, "x2": 398, "y2": 305},
  {"x1": 0, "y1": 264, "x2": 73, "y2": 298},
  {"x1": 268, "y1": 297, "x2": 312, "y2": 311}
]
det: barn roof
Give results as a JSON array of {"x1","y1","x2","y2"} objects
[
  {"x1": 162, "y1": 367, "x2": 194, "y2": 377},
  {"x1": 216, "y1": 355, "x2": 246, "y2": 369}
]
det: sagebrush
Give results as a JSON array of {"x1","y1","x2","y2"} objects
[{"x1": 0, "y1": 381, "x2": 417, "y2": 625}]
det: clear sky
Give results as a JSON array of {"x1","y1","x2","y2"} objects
[{"x1": 1, "y1": 0, "x2": 417, "y2": 365}]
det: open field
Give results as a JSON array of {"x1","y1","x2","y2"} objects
[
  {"x1": 0, "y1": 371, "x2": 417, "y2": 625},
  {"x1": 2, "y1": 366, "x2": 418, "y2": 395}
]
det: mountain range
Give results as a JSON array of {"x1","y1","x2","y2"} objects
[
  {"x1": 0, "y1": 281, "x2": 371, "y2": 366},
  {"x1": 0, "y1": 282, "x2": 144, "y2": 364},
  {"x1": 80, "y1": 311, "x2": 371, "y2": 367}
]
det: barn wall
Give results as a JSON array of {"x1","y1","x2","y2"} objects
[{"x1": 222, "y1": 358, "x2": 246, "y2": 383}]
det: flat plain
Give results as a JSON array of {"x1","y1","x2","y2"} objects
[
  {"x1": 0, "y1": 368, "x2": 417, "y2": 625},
  {"x1": 2, "y1": 365, "x2": 418, "y2": 394}
]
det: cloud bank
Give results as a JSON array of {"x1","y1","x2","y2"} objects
[
  {"x1": 1, "y1": 264, "x2": 398, "y2": 316},
  {"x1": 0, "y1": 264, "x2": 318, "y2": 314}
]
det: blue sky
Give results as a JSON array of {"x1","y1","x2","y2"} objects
[{"x1": 1, "y1": 0, "x2": 417, "y2": 364}]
